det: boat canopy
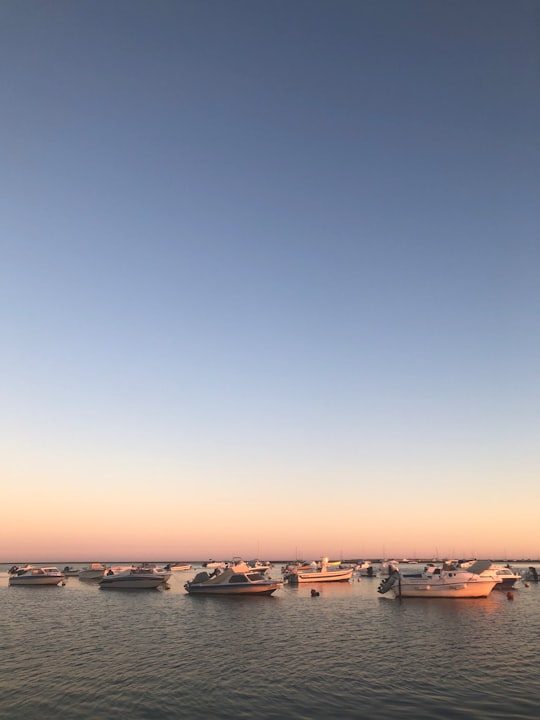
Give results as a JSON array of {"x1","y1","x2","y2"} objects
[{"x1": 466, "y1": 560, "x2": 493, "y2": 575}]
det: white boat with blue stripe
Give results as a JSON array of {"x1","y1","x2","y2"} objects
[
  {"x1": 184, "y1": 566, "x2": 282, "y2": 596},
  {"x1": 9, "y1": 566, "x2": 65, "y2": 586}
]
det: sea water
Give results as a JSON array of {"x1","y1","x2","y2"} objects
[{"x1": 1, "y1": 564, "x2": 538, "y2": 719}]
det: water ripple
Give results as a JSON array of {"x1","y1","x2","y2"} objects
[{"x1": 0, "y1": 569, "x2": 538, "y2": 719}]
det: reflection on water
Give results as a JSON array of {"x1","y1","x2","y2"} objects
[{"x1": 0, "y1": 565, "x2": 539, "y2": 719}]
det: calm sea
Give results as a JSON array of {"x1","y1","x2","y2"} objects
[{"x1": 1, "y1": 563, "x2": 538, "y2": 719}]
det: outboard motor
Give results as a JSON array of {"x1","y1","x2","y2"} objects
[{"x1": 377, "y1": 571, "x2": 399, "y2": 594}]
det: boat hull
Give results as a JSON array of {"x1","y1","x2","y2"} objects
[
  {"x1": 99, "y1": 577, "x2": 165, "y2": 589},
  {"x1": 390, "y1": 582, "x2": 497, "y2": 598},
  {"x1": 388, "y1": 577, "x2": 498, "y2": 598},
  {"x1": 185, "y1": 584, "x2": 281, "y2": 596},
  {"x1": 494, "y1": 577, "x2": 520, "y2": 590},
  {"x1": 9, "y1": 576, "x2": 64, "y2": 586}
]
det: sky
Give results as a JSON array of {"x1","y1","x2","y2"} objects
[{"x1": 1, "y1": 0, "x2": 539, "y2": 562}]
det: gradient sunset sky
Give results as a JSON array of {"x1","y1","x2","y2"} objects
[{"x1": 1, "y1": 1, "x2": 539, "y2": 562}]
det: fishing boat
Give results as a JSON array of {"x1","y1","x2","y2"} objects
[
  {"x1": 184, "y1": 567, "x2": 283, "y2": 596},
  {"x1": 377, "y1": 560, "x2": 498, "y2": 599},
  {"x1": 99, "y1": 567, "x2": 168, "y2": 589},
  {"x1": 8, "y1": 566, "x2": 65, "y2": 586},
  {"x1": 284, "y1": 557, "x2": 353, "y2": 584}
]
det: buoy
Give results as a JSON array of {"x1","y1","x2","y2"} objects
[{"x1": 507, "y1": 591, "x2": 514, "y2": 600}]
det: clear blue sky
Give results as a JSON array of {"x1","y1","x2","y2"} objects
[{"x1": 1, "y1": 1, "x2": 539, "y2": 561}]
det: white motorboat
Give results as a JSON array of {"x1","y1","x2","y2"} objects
[
  {"x1": 488, "y1": 565, "x2": 522, "y2": 590},
  {"x1": 79, "y1": 563, "x2": 108, "y2": 581},
  {"x1": 456, "y1": 561, "x2": 521, "y2": 590},
  {"x1": 245, "y1": 559, "x2": 273, "y2": 571},
  {"x1": 230, "y1": 558, "x2": 271, "y2": 574},
  {"x1": 8, "y1": 566, "x2": 65, "y2": 586},
  {"x1": 377, "y1": 560, "x2": 498, "y2": 599},
  {"x1": 522, "y1": 566, "x2": 538, "y2": 583},
  {"x1": 136, "y1": 564, "x2": 172, "y2": 581},
  {"x1": 99, "y1": 567, "x2": 168, "y2": 589},
  {"x1": 284, "y1": 557, "x2": 353, "y2": 584},
  {"x1": 62, "y1": 566, "x2": 80, "y2": 577},
  {"x1": 169, "y1": 563, "x2": 192, "y2": 572},
  {"x1": 355, "y1": 560, "x2": 376, "y2": 577},
  {"x1": 184, "y1": 567, "x2": 283, "y2": 596}
]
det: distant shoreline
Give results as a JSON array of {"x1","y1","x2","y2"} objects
[{"x1": 3, "y1": 557, "x2": 540, "y2": 565}]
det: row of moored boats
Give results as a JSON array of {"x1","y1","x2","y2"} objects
[
  {"x1": 6, "y1": 559, "x2": 539, "y2": 597},
  {"x1": 376, "y1": 560, "x2": 537, "y2": 598},
  {"x1": 7, "y1": 563, "x2": 175, "y2": 589}
]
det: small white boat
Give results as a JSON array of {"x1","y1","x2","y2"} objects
[
  {"x1": 354, "y1": 560, "x2": 376, "y2": 577},
  {"x1": 230, "y1": 558, "x2": 271, "y2": 574},
  {"x1": 79, "y1": 563, "x2": 108, "y2": 581},
  {"x1": 522, "y1": 566, "x2": 538, "y2": 583},
  {"x1": 99, "y1": 568, "x2": 168, "y2": 589},
  {"x1": 377, "y1": 560, "x2": 498, "y2": 599},
  {"x1": 169, "y1": 563, "x2": 192, "y2": 572},
  {"x1": 136, "y1": 564, "x2": 172, "y2": 582},
  {"x1": 202, "y1": 560, "x2": 227, "y2": 569},
  {"x1": 184, "y1": 567, "x2": 283, "y2": 596},
  {"x1": 9, "y1": 566, "x2": 65, "y2": 586},
  {"x1": 245, "y1": 559, "x2": 273, "y2": 571},
  {"x1": 62, "y1": 566, "x2": 80, "y2": 577},
  {"x1": 284, "y1": 557, "x2": 353, "y2": 584}
]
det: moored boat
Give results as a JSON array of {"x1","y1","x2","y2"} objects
[
  {"x1": 522, "y1": 566, "x2": 538, "y2": 583},
  {"x1": 9, "y1": 566, "x2": 65, "y2": 586},
  {"x1": 184, "y1": 567, "x2": 283, "y2": 595},
  {"x1": 354, "y1": 560, "x2": 375, "y2": 577},
  {"x1": 284, "y1": 557, "x2": 353, "y2": 584},
  {"x1": 377, "y1": 560, "x2": 498, "y2": 599},
  {"x1": 79, "y1": 562, "x2": 108, "y2": 581},
  {"x1": 460, "y1": 561, "x2": 521, "y2": 590},
  {"x1": 99, "y1": 567, "x2": 168, "y2": 589},
  {"x1": 136, "y1": 564, "x2": 172, "y2": 581},
  {"x1": 62, "y1": 565, "x2": 80, "y2": 577}
]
